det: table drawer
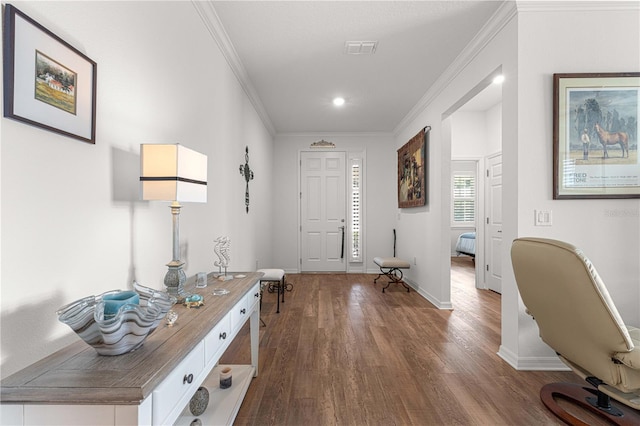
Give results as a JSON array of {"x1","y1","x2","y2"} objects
[
  {"x1": 204, "y1": 312, "x2": 231, "y2": 364},
  {"x1": 152, "y1": 341, "x2": 205, "y2": 425},
  {"x1": 249, "y1": 283, "x2": 261, "y2": 311},
  {"x1": 230, "y1": 294, "x2": 249, "y2": 333}
]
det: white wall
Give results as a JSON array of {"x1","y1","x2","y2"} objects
[
  {"x1": 1, "y1": 1, "x2": 274, "y2": 378},
  {"x1": 273, "y1": 133, "x2": 397, "y2": 273},
  {"x1": 394, "y1": 2, "x2": 518, "y2": 312},
  {"x1": 395, "y1": 1, "x2": 639, "y2": 368},
  {"x1": 514, "y1": 5, "x2": 640, "y2": 360},
  {"x1": 485, "y1": 102, "x2": 502, "y2": 155},
  {"x1": 451, "y1": 111, "x2": 489, "y2": 158}
]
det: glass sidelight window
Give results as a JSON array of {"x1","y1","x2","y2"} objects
[{"x1": 350, "y1": 159, "x2": 362, "y2": 262}]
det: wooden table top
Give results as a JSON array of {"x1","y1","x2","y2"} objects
[{"x1": 0, "y1": 272, "x2": 262, "y2": 405}]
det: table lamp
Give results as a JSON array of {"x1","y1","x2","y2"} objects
[{"x1": 140, "y1": 143, "x2": 207, "y2": 301}]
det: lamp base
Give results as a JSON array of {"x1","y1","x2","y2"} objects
[{"x1": 164, "y1": 261, "x2": 189, "y2": 302}]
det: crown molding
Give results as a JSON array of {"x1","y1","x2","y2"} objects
[
  {"x1": 517, "y1": 0, "x2": 640, "y2": 12},
  {"x1": 394, "y1": 0, "x2": 639, "y2": 137},
  {"x1": 394, "y1": 0, "x2": 518, "y2": 137},
  {"x1": 276, "y1": 131, "x2": 394, "y2": 139},
  {"x1": 191, "y1": 1, "x2": 276, "y2": 137}
]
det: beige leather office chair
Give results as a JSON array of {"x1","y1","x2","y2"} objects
[{"x1": 511, "y1": 237, "x2": 640, "y2": 425}]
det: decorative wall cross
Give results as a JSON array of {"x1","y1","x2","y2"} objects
[{"x1": 239, "y1": 146, "x2": 254, "y2": 213}]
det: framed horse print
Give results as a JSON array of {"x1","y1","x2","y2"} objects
[{"x1": 553, "y1": 73, "x2": 640, "y2": 199}]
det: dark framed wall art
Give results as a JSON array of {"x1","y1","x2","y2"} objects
[
  {"x1": 397, "y1": 126, "x2": 430, "y2": 208},
  {"x1": 3, "y1": 4, "x2": 97, "y2": 144},
  {"x1": 553, "y1": 72, "x2": 639, "y2": 199}
]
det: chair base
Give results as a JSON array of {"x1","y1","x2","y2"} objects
[{"x1": 540, "y1": 382, "x2": 640, "y2": 426}]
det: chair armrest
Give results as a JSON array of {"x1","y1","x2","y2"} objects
[
  {"x1": 614, "y1": 347, "x2": 640, "y2": 369},
  {"x1": 613, "y1": 326, "x2": 640, "y2": 369}
]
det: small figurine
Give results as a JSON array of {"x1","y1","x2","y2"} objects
[
  {"x1": 165, "y1": 309, "x2": 178, "y2": 326},
  {"x1": 183, "y1": 294, "x2": 204, "y2": 309},
  {"x1": 214, "y1": 236, "x2": 231, "y2": 277}
]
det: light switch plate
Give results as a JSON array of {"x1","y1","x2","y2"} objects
[{"x1": 534, "y1": 210, "x2": 552, "y2": 226}]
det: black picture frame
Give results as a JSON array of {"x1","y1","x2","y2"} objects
[{"x1": 3, "y1": 4, "x2": 97, "y2": 144}]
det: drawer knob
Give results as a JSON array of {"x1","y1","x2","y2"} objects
[
  {"x1": 240, "y1": 308, "x2": 246, "y2": 315},
  {"x1": 219, "y1": 332, "x2": 227, "y2": 340},
  {"x1": 183, "y1": 373, "x2": 194, "y2": 384}
]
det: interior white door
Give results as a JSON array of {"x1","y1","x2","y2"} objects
[
  {"x1": 485, "y1": 153, "x2": 502, "y2": 293},
  {"x1": 300, "y1": 151, "x2": 347, "y2": 272}
]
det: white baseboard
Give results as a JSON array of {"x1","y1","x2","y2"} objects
[
  {"x1": 497, "y1": 345, "x2": 570, "y2": 371},
  {"x1": 287, "y1": 268, "x2": 373, "y2": 274},
  {"x1": 403, "y1": 278, "x2": 453, "y2": 310}
]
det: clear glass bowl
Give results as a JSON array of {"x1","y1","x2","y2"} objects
[
  {"x1": 57, "y1": 283, "x2": 176, "y2": 356},
  {"x1": 133, "y1": 281, "x2": 178, "y2": 332}
]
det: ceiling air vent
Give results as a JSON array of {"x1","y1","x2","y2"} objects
[{"x1": 344, "y1": 41, "x2": 377, "y2": 55}]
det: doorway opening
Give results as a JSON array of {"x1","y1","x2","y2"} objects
[
  {"x1": 451, "y1": 159, "x2": 479, "y2": 280},
  {"x1": 446, "y1": 70, "x2": 503, "y2": 297}
]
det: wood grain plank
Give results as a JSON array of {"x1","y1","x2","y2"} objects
[{"x1": 224, "y1": 264, "x2": 592, "y2": 425}]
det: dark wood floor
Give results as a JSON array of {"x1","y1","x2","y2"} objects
[{"x1": 220, "y1": 258, "x2": 600, "y2": 425}]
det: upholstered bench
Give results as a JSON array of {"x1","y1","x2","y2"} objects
[
  {"x1": 257, "y1": 268, "x2": 291, "y2": 313},
  {"x1": 373, "y1": 257, "x2": 411, "y2": 293}
]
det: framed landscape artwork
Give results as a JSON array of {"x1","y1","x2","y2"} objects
[
  {"x1": 398, "y1": 127, "x2": 429, "y2": 208},
  {"x1": 553, "y1": 73, "x2": 640, "y2": 199},
  {"x1": 3, "y1": 4, "x2": 97, "y2": 144}
]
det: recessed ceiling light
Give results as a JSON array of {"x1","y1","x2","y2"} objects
[
  {"x1": 333, "y1": 97, "x2": 345, "y2": 107},
  {"x1": 493, "y1": 74, "x2": 505, "y2": 84}
]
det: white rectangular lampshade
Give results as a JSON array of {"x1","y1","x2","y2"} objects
[{"x1": 140, "y1": 144, "x2": 207, "y2": 203}]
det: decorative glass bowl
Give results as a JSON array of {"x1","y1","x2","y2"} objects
[
  {"x1": 57, "y1": 283, "x2": 176, "y2": 356},
  {"x1": 133, "y1": 281, "x2": 178, "y2": 331}
]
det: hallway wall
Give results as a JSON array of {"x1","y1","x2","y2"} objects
[
  {"x1": 1, "y1": 1, "x2": 274, "y2": 378},
  {"x1": 394, "y1": 2, "x2": 640, "y2": 368},
  {"x1": 512, "y1": 4, "x2": 640, "y2": 361},
  {"x1": 272, "y1": 133, "x2": 397, "y2": 273}
]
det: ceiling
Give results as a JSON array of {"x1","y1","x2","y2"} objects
[{"x1": 211, "y1": 1, "x2": 504, "y2": 134}]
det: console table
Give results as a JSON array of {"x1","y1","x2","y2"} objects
[{"x1": 0, "y1": 272, "x2": 262, "y2": 426}]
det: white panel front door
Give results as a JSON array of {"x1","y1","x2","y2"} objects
[
  {"x1": 301, "y1": 151, "x2": 346, "y2": 272},
  {"x1": 486, "y1": 153, "x2": 502, "y2": 293}
]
